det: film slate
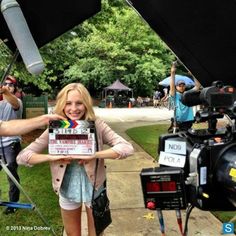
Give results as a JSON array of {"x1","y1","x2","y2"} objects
[{"x1": 48, "y1": 120, "x2": 96, "y2": 155}]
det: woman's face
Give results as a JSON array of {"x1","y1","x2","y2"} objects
[{"x1": 63, "y1": 90, "x2": 86, "y2": 120}]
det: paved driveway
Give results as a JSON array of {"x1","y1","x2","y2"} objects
[
  {"x1": 94, "y1": 106, "x2": 173, "y2": 123},
  {"x1": 58, "y1": 105, "x2": 230, "y2": 236},
  {"x1": 94, "y1": 106, "x2": 227, "y2": 236}
]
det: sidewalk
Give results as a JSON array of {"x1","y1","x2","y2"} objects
[{"x1": 79, "y1": 107, "x2": 228, "y2": 236}]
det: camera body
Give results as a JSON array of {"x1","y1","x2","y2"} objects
[{"x1": 140, "y1": 81, "x2": 236, "y2": 211}]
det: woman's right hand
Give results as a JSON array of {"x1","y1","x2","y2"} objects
[{"x1": 48, "y1": 155, "x2": 72, "y2": 164}]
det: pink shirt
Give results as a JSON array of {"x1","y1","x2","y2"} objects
[{"x1": 17, "y1": 118, "x2": 134, "y2": 194}]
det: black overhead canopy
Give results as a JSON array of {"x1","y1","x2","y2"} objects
[
  {"x1": 127, "y1": 0, "x2": 236, "y2": 87},
  {"x1": 0, "y1": 0, "x2": 101, "y2": 51},
  {"x1": 104, "y1": 79, "x2": 132, "y2": 91}
]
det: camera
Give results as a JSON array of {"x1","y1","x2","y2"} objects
[{"x1": 140, "y1": 81, "x2": 236, "y2": 211}]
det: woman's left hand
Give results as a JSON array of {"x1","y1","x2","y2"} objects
[{"x1": 70, "y1": 155, "x2": 96, "y2": 165}]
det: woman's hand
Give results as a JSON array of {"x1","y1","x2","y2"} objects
[
  {"x1": 70, "y1": 154, "x2": 96, "y2": 165},
  {"x1": 48, "y1": 155, "x2": 73, "y2": 164}
]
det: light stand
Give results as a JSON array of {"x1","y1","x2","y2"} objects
[
  {"x1": 0, "y1": 49, "x2": 19, "y2": 84},
  {"x1": 172, "y1": 100, "x2": 178, "y2": 134},
  {"x1": 172, "y1": 65, "x2": 178, "y2": 134},
  {"x1": 0, "y1": 159, "x2": 56, "y2": 236},
  {"x1": 0, "y1": 45, "x2": 57, "y2": 235}
]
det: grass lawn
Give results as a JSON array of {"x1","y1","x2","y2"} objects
[
  {"x1": 126, "y1": 123, "x2": 236, "y2": 229},
  {"x1": 0, "y1": 124, "x2": 235, "y2": 235},
  {"x1": 126, "y1": 123, "x2": 169, "y2": 160},
  {"x1": 0, "y1": 133, "x2": 63, "y2": 236}
]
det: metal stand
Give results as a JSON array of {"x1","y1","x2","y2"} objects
[
  {"x1": 172, "y1": 104, "x2": 178, "y2": 134},
  {"x1": 172, "y1": 61, "x2": 179, "y2": 134},
  {"x1": 0, "y1": 159, "x2": 57, "y2": 236},
  {"x1": 0, "y1": 49, "x2": 19, "y2": 84},
  {"x1": 0, "y1": 24, "x2": 57, "y2": 235}
]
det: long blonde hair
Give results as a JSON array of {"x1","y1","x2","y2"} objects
[{"x1": 53, "y1": 83, "x2": 96, "y2": 121}]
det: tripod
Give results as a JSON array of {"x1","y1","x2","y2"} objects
[
  {"x1": 0, "y1": 46, "x2": 56, "y2": 235},
  {"x1": 0, "y1": 157, "x2": 57, "y2": 236}
]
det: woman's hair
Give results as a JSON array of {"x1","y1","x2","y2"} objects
[{"x1": 53, "y1": 83, "x2": 96, "y2": 121}]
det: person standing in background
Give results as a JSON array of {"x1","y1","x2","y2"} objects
[
  {"x1": 169, "y1": 62, "x2": 201, "y2": 132},
  {"x1": 0, "y1": 75, "x2": 23, "y2": 214},
  {"x1": 153, "y1": 90, "x2": 161, "y2": 108}
]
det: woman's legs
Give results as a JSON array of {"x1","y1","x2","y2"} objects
[
  {"x1": 85, "y1": 205, "x2": 96, "y2": 236},
  {"x1": 61, "y1": 207, "x2": 82, "y2": 236},
  {"x1": 61, "y1": 205, "x2": 97, "y2": 236}
]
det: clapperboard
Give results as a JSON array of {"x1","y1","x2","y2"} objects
[{"x1": 48, "y1": 120, "x2": 96, "y2": 155}]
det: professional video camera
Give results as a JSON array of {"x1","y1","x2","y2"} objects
[{"x1": 140, "y1": 81, "x2": 236, "y2": 211}]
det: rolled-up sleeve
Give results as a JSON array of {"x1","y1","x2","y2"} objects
[
  {"x1": 96, "y1": 119, "x2": 134, "y2": 159},
  {"x1": 17, "y1": 129, "x2": 49, "y2": 166}
]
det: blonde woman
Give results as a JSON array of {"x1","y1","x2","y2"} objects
[{"x1": 17, "y1": 83, "x2": 134, "y2": 236}]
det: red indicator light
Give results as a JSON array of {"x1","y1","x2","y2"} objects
[
  {"x1": 161, "y1": 181, "x2": 176, "y2": 191},
  {"x1": 146, "y1": 182, "x2": 160, "y2": 192},
  {"x1": 147, "y1": 201, "x2": 156, "y2": 210}
]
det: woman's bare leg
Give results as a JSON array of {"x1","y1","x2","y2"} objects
[
  {"x1": 86, "y1": 206, "x2": 96, "y2": 236},
  {"x1": 61, "y1": 206, "x2": 82, "y2": 236}
]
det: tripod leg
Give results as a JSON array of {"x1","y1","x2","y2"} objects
[
  {"x1": 0, "y1": 160, "x2": 57, "y2": 236},
  {"x1": 0, "y1": 201, "x2": 33, "y2": 209}
]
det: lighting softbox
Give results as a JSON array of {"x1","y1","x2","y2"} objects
[{"x1": 127, "y1": 0, "x2": 236, "y2": 87}]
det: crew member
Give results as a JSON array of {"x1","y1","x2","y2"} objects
[
  {"x1": 169, "y1": 62, "x2": 201, "y2": 132},
  {"x1": 0, "y1": 76, "x2": 23, "y2": 214},
  {"x1": 0, "y1": 114, "x2": 64, "y2": 136}
]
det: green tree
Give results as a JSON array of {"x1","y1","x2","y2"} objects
[
  {"x1": 0, "y1": 39, "x2": 58, "y2": 94},
  {"x1": 63, "y1": 1, "x2": 174, "y2": 96}
]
